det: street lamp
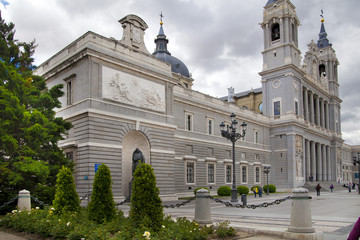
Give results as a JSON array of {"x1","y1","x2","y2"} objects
[
  {"x1": 263, "y1": 166, "x2": 271, "y2": 195},
  {"x1": 353, "y1": 152, "x2": 360, "y2": 192},
  {"x1": 220, "y1": 113, "x2": 247, "y2": 202}
]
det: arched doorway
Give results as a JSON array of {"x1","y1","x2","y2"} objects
[{"x1": 122, "y1": 130, "x2": 150, "y2": 198}]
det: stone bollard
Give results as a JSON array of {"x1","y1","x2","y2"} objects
[
  {"x1": 194, "y1": 188, "x2": 212, "y2": 224},
  {"x1": 288, "y1": 187, "x2": 315, "y2": 233},
  {"x1": 17, "y1": 189, "x2": 31, "y2": 211}
]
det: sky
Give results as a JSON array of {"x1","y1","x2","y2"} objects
[{"x1": 2, "y1": 0, "x2": 360, "y2": 145}]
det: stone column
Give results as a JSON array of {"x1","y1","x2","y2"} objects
[
  {"x1": 325, "y1": 103, "x2": 330, "y2": 129},
  {"x1": 316, "y1": 143, "x2": 322, "y2": 181},
  {"x1": 306, "y1": 140, "x2": 311, "y2": 181},
  {"x1": 17, "y1": 189, "x2": 31, "y2": 211},
  {"x1": 288, "y1": 187, "x2": 315, "y2": 233},
  {"x1": 195, "y1": 188, "x2": 212, "y2": 224},
  {"x1": 322, "y1": 144, "x2": 327, "y2": 181},
  {"x1": 304, "y1": 89, "x2": 309, "y2": 121},
  {"x1": 309, "y1": 92, "x2": 314, "y2": 123},
  {"x1": 327, "y1": 146, "x2": 331, "y2": 181},
  {"x1": 315, "y1": 96, "x2": 320, "y2": 126},
  {"x1": 311, "y1": 141, "x2": 316, "y2": 180},
  {"x1": 320, "y1": 99, "x2": 325, "y2": 128}
]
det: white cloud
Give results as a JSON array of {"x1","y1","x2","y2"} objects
[{"x1": 2, "y1": 0, "x2": 359, "y2": 145}]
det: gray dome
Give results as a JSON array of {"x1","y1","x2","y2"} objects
[
  {"x1": 152, "y1": 23, "x2": 190, "y2": 78},
  {"x1": 154, "y1": 52, "x2": 190, "y2": 78}
]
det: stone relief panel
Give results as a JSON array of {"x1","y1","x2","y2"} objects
[
  {"x1": 102, "y1": 66, "x2": 165, "y2": 112},
  {"x1": 295, "y1": 135, "x2": 303, "y2": 178}
]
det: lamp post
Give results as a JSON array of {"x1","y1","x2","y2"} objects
[
  {"x1": 353, "y1": 152, "x2": 360, "y2": 192},
  {"x1": 220, "y1": 113, "x2": 247, "y2": 202},
  {"x1": 263, "y1": 166, "x2": 271, "y2": 195}
]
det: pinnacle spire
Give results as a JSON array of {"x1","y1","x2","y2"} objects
[{"x1": 317, "y1": 10, "x2": 332, "y2": 49}]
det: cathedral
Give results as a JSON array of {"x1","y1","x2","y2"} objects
[{"x1": 35, "y1": 0, "x2": 357, "y2": 202}]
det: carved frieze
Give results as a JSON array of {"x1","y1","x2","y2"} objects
[{"x1": 102, "y1": 66, "x2": 165, "y2": 112}]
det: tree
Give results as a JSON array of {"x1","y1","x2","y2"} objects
[
  {"x1": 52, "y1": 166, "x2": 80, "y2": 214},
  {"x1": 0, "y1": 14, "x2": 72, "y2": 208},
  {"x1": 88, "y1": 164, "x2": 116, "y2": 223},
  {"x1": 129, "y1": 163, "x2": 164, "y2": 232}
]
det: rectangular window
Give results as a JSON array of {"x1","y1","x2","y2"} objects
[
  {"x1": 274, "y1": 101, "x2": 281, "y2": 116},
  {"x1": 255, "y1": 154, "x2": 259, "y2": 161},
  {"x1": 186, "y1": 162, "x2": 194, "y2": 183},
  {"x1": 185, "y1": 112, "x2": 193, "y2": 131},
  {"x1": 225, "y1": 165, "x2": 232, "y2": 183},
  {"x1": 207, "y1": 118, "x2": 214, "y2": 135},
  {"x1": 295, "y1": 101, "x2": 299, "y2": 115},
  {"x1": 66, "y1": 152, "x2": 73, "y2": 162},
  {"x1": 208, "y1": 163, "x2": 215, "y2": 184},
  {"x1": 255, "y1": 166, "x2": 260, "y2": 183},
  {"x1": 241, "y1": 152, "x2": 246, "y2": 159},
  {"x1": 254, "y1": 131, "x2": 259, "y2": 143},
  {"x1": 67, "y1": 80, "x2": 74, "y2": 106},
  {"x1": 207, "y1": 148, "x2": 214, "y2": 156},
  {"x1": 241, "y1": 165, "x2": 247, "y2": 183}
]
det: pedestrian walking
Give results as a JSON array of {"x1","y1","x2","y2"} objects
[
  {"x1": 253, "y1": 187, "x2": 258, "y2": 197},
  {"x1": 330, "y1": 184, "x2": 334, "y2": 192},
  {"x1": 259, "y1": 187, "x2": 263, "y2": 198},
  {"x1": 349, "y1": 183, "x2": 352, "y2": 193},
  {"x1": 315, "y1": 183, "x2": 321, "y2": 196}
]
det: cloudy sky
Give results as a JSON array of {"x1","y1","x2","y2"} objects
[{"x1": 2, "y1": 0, "x2": 360, "y2": 145}]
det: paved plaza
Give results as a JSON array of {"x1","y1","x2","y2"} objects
[
  {"x1": 0, "y1": 187, "x2": 358, "y2": 239},
  {"x1": 121, "y1": 187, "x2": 359, "y2": 239}
]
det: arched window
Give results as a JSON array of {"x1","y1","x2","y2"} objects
[
  {"x1": 271, "y1": 23, "x2": 280, "y2": 41},
  {"x1": 319, "y1": 64, "x2": 326, "y2": 78}
]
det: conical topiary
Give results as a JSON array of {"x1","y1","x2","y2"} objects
[
  {"x1": 53, "y1": 166, "x2": 80, "y2": 214},
  {"x1": 129, "y1": 162, "x2": 163, "y2": 231},
  {"x1": 88, "y1": 164, "x2": 116, "y2": 223}
]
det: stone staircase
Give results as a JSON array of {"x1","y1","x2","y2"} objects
[{"x1": 302, "y1": 181, "x2": 345, "y2": 192}]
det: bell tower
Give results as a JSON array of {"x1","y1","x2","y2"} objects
[
  {"x1": 261, "y1": 0, "x2": 301, "y2": 71},
  {"x1": 260, "y1": 0, "x2": 302, "y2": 117}
]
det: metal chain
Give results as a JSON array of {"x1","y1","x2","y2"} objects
[
  {"x1": 163, "y1": 196, "x2": 196, "y2": 208},
  {"x1": 115, "y1": 198, "x2": 130, "y2": 206},
  {"x1": 209, "y1": 196, "x2": 292, "y2": 209},
  {"x1": 0, "y1": 196, "x2": 19, "y2": 210},
  {"x1": 80, "y1": 192, "x2": 92, "y2": 201},
  {"x1": 30, "y1": 195, "x2": 47, "y2": 207}
]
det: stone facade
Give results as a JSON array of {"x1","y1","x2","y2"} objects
[{"x1": 35, "y1": 0, "x2": 356, "y2": 201}]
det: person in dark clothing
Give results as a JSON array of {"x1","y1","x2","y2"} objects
[{"x1": 315, "y1": 183, "x2": 321, "y2": 196}]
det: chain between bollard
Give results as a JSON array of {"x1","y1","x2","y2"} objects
[
  {"x1": 163, "y1": 196, "x2": 196, "y2": 208},
  {"x1": 209, "y1": 195, "x2": 292, "y2": 209},
  {"x1": 0, "y1": 196, "x2": 19, "y2": 210},
  {"x1": 30, "y1": 195, "x2": 47, "y2": 207}
]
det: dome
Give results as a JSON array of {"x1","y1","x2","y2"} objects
[
  {"x1": 152, "y1": 20, "x2": 190, "y2": 78},
  {"x1": 154, "y1": 52, "x2": 190, "y2": 78}
]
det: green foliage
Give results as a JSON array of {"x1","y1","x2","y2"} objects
[
  {"x1": 217, "y1": 186, "x2": 231, "y2": 196},
  {"x1": 129, "y1": 163, "x2": 164, "y2": 232},
  {"x1": 251, "y1": 185, "x2": 261, "y2": 192},
  {"x1": 236, "y1": 186, "x2": 249, "y2": 195},
  {"x1": 52, "y1": 166, "x2": 80, "y2": 214},
  {"x1": 0, "y1": 208, "x2": 215, "y2": 240},
  {"x1": 0, "y1": 15, "x2": 72, "y2": 206},
  {"x1": 88, "y1": 164, "x2": 116, "y2": 223},
  {"x1": 263, "y1": 184, "x2": 276, "y2": 193},
  {"x1": 193, "y1": 187, "x2": 209, "y2": 195},
  {"x1": 215, "y1": 220, "x2": 236, "y2": 237}
]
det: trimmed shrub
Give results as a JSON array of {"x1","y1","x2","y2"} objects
[
  {"x1": 88, "y1": 164, "x2": 116, "y2": 223},
  {"x1": 263, "y1": 184, "x2": 276, "y2": 193},
  {"x1": 236, "y1": 186, "x2": 249, "y2": 195},
  {"x1": 217, "y1": 186, "x2": 231, "y2": 196},
  {"x1": 250, "y1": 185, "x2": 261, "y2": 192},
  {"x1": 129, "y1": 163, "x2": 164, "y2": 232},
  {"x1": 194, "y1": 187, "x2": 209, "y2": 195},
  {"x1": 53, "y1": 166, "x2": 80, "y2": 214}
]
